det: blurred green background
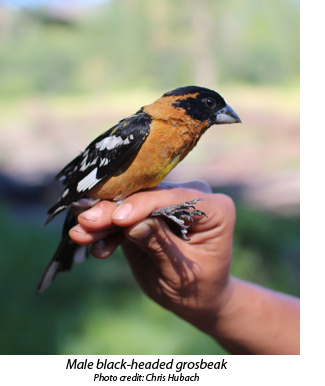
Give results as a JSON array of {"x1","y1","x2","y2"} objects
[{"x1": 0, "y1": 0, "x2": 299, "y2": 355}]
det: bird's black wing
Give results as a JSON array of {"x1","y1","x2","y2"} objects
[{"x1": 47, "y1": 112, "x2": 151, "y2": 222}]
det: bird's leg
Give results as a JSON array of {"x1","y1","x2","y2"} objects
[{"x1": 150, "y1": 199, "x2": 207, "y2": 241}]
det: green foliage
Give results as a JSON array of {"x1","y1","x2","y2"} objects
[
  {"x1": 0, "y1": 0, "x2": 299, "y2": 97},
  {"x1": 233, "y1": 204, "x2": 299, "y2": 296},
  {"x1": 0, "y1": 198, "x2": 299, "y2": 355},
  {"x1": 0, "y1": 202, "x2": 226, "y2": 354}
]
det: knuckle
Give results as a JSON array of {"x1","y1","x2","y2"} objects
[
  {"x1": 219, "y1": 193, "x2": 235, "y2": 210},
  {"x1": 215, "y1": 194, "x2": 236, "y2": 226}
]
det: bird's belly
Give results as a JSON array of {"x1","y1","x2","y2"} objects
[{"x1": 89, "y1": 153, "x2": 181, "y2": 201}]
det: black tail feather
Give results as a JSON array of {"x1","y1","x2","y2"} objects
[
  {"x1": 36, "y1": 237, "x2": 88, "y2": 294},
  {"x1": 37, "y1": 207, "x2": 88, "y2": 293}
]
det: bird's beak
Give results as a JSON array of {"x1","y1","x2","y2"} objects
[{"x1": 215, "y1": 104, "x2": 241, "y2": 124}]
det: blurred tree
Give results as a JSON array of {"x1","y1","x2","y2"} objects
[
  {"x1": 190, "y1": 0, "x2": 217, "y2": 88},
  {"x1": 0, "y1": 0, "x2": 299, "y2": 95}
]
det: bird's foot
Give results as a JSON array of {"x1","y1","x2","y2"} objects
[{"x1": 150, "y1": 198, "x2": 207, "y2": 241}]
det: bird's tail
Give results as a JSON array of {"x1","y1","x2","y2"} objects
[{"x1": 37, "y1": 208, "x2": 88, "y2": 294}]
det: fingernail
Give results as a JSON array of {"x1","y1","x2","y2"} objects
[
  {"x1": 80, "y1": 206, "x2": 103, "y2": 222},
  {"x1": 129, "y1": 221, "x2": 152, "y2": 239},
  {"x1": 70, "y1": 225, "x2": 88, "y2": 235},
  {"x1": 91, "y1": 240, "x2": 115, "y2": 259},
  {"x1": 113, "y1": 203, "x2": 132, "y2": 220}
]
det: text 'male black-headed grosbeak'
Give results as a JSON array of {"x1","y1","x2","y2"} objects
[{"x1": 37, "y1": 86, "x2": 241, "y2": 293}]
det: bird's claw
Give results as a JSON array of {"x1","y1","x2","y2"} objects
[{"x1": 150, "y1": 198, "x2": 207, "y2": 241}]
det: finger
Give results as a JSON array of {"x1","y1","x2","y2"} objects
[
  {"x1": 69, "y1": 224, "x2": 119, "y2": 246},
  {"x1": 111, "y1": 185, "x2": 210, "y2": 228},
  {"x1": 90, "y1": 231, "x2": 124, "y2": 259},
  {"x1": 78, "y1": 181, "x2": 211, "y2": 233},
  {"x1": 77, "y1": 200, "x2": 118, "y2": 232}
]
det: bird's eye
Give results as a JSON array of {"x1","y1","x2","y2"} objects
[{"x1": 204, "y1": 98, "x2": 216, "y2": 109}]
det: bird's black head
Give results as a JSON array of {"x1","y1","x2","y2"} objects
[{"x1": 163, "y1": 86, "x2": 241, "y2": 126}]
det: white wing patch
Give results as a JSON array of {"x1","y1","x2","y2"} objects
[
  {"x1": 96, "y1": 136, "x2": 122, "y2": 151},
  {"x1": 95, "y1": 135, "x2": 132, "y2": 151},
  {"x1": 77, "y1": 168, "x2": 100, "y2": 192},
  {"x1": 80, "y1": 156, "x2": 96, "y2": 172},
  {"x1": 100, "y1": 158, "x2": 109, "y2": 167},
  {"x1": 62, "y1": 188, "x2": 69, "y2": 198},
  {"x1": 75, "y1": 134, "x2": 136, "y2": 193}
]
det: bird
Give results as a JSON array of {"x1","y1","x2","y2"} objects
[{"x1": 37, "y1": 85, "x2": 241, "y2": 293}]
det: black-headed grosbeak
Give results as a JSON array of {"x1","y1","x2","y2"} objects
[{"x1": 38, "y1": 86, "x2": 241, "y2": 293}]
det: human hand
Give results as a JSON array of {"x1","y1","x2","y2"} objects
[
  {"x1": 69, "y1": 181, "x2": 236, "y2": 335},
  {"x1": 69, "y1": 182, "x2": 300, "y2": 355}
]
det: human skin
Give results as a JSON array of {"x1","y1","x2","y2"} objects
[{"x1": 69, "y1": 181, "x2": 300, "y2": 355}]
